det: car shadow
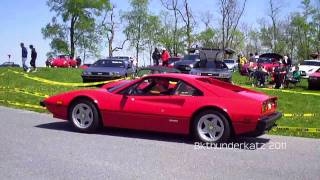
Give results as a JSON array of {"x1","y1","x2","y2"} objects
[{"x1": 35, "y1": 121, "x2": 270, "y2": 150}]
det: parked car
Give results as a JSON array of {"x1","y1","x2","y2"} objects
[
  {"x1": 50, "y1": 55, "x2": 78, "y2": 68},
  {"x1": 41, "y1": 73, "x2": 281, "y2": 143},
  {"x1": 308, "y1": 68, "x2": 320, "y2": 89},
  {"x1": 224, "y1": 59, "x2": 238, "y2": 71},
  {"x1": 135, "y1": 66, "x2": 180, "y2": 78},
  {"x1": 167, "y1": 57, "x2": 182, "y2": 68},
  {"x1": 0, "y1": 62, "x2": 20, "y2": 67},
  {"x1": 299, "y1": 60, "x2": 320, "y2": 78},
  {"x1": 240, "y1": 53, "x2": 283, "y2": 75},
  {"x1": 189, "y1": 48, "x2": 234, "y2": 82},
  {"x1": 81, "y1": 58, "x2": 133, "y2": 82},
  {"x1": 174, "y1": 54, "x2": 200, "y2": 73},
  {"x1": 79, "y1": 64, "x2": 91, "y2": 70}
]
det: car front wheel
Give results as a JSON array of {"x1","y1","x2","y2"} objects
[
  {"x1": 69, "y1": 99, "x2": 101, "y2": 133},
  {"x1": 193, "y1": 110, "x2": 230, "y2": 143}
]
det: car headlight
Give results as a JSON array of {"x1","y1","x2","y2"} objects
[
  {"x1": 111, "y1": 72, "x2": 120, "y2": 76},
  {"x1": 308, "y1": 69, "x2": 314, "y2": 72},
  {"x1": 82, "y1": 71, "x2": 91, "y2": 75},
  {"x1": 190, "y1": 64, "x2": 194, "y2": 68},
  {"x1": 219, "y1": 73, "x2": 230, "y2": 78}
]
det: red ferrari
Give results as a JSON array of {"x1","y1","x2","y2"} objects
[
  {"x1": 50, "y1": 55, "x2": 78, "y2": 68},
  {"x1": 40, "y1": 74, "x2": 281, "y2": 143}
]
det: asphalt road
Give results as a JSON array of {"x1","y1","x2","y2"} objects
[{"x1": 0, "y1": 106, "x2": 319, "y2": 180}]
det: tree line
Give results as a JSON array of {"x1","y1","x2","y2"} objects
[{"x1": 42, "y1": 0, "x2": 320, "y2": 65}]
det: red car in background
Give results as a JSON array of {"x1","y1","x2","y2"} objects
[
  {"x1": 40, "y1": 73, "x2": 281, "y2": 143},
  {"x1": 308, "y1": 68, "x2": 320, "y2": 89},
  {"x1": 50, "y1": 55, "x2": 78, "y2": 68},
  {"x1": 79, "y1": 64, "x2": 91, "y2": 70},
  {"x1": 240, "y1": 53, "x2": 283, "y2": 75}
]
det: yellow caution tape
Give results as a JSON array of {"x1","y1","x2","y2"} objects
[
  {"x1": 0, "y1": 99, "x2": 45, "y2": 110},
  {"x1": 283, "y1": 113, "x2": 317, "y2": 117},
  {"x1": 0, "y1": 86, "x2": 49, "y2": 98},
  {"x1": 273, "y1": 126, "x2": 320, "y2": 133},
  {"x1": 241, "y1": 85, "x2": 320, "y2": 96},
  {"x1": 9, "y1": 70, "x2": 128, "y2": 87}
]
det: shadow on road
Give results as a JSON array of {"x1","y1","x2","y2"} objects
[{"x1": 35, "y1": 121, "x2": 270, "y2": 150}]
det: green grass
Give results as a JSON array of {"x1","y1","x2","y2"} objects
[{"x1": 0, "y1": 67, "x2": 319, "y2": 138}]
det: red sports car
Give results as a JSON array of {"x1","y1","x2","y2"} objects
[
  {"x1": 50, "y1": 55, "x2": 78, "y2": 68},
  {"x1": 240, "y1": 53, "x2": 283, "y2": 75},
  {"x1": 40, "y1": 74, "x2": 281, "y2": 143}
]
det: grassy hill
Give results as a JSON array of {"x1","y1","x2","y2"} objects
[{"x1": 0, "y1": 67, "x2": 319, "y2": 138}]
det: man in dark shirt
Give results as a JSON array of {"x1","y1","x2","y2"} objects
[
  {"x1": 29, "y1": 45, "x2": 37, "y2": 72},
  {"x1": 20, "y1": 43, "x2": 29, "y2": 72}
]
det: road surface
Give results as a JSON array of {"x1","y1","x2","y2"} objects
[{"x1": 0, "y1": 106, "x2": 319, "y2": 179}]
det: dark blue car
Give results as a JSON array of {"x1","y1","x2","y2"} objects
[{"x1": 82, "y1": 58, "x2": 133, "y2": 82}]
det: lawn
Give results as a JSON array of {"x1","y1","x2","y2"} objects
[{"x1": 0, "y1": 67, "x2": 319, "y2": 138}]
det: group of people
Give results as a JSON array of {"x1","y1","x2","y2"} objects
[
  {"x1": 152, "y1": 48, "x2": 170, "y2": 66},
  {"x1": 20, "y1": 43, "x2": 37, "y2": 72},
  {"x1": 240, "y1": 52, "x2": 300, "y2": 89}
]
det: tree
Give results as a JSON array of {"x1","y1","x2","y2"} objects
[
  {"x1": 160, "y1": 0, "x2": 180, "y2": 56},
  {"x1": 122, "y1": 0, "x2": 151, "y2": 66},
  {"x1": 196, "y1": 28, "x2": 218, "y2": 48},
  {"x1": 99, "y1": 3, "x2": 128, "y2": 57},
  {"x1": 177, "y1": 0, "x2": 195, "y2": 49},
  {"x1": 42, "y1": 0, "x2": 110, "y2": 57},
  {"x1": 218, "y1": 0, "x2": 247, "y2": 50},
  {"x1": 145, "y1": 15, "x2": 161, "y2": 65},
  {"x1": 268, "y1": 0, "x2": 281, "y2": 51}
]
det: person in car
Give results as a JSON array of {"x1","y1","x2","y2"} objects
[{"x1": 161, "y1": 48, "x2": 170, "y2": 67}]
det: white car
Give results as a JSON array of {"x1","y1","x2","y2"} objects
[
  {"x1": 224, "y1": 59, "x2": 238, "y2": 71},
  {"x1": 298, "y1": 60, "x2": 320, "y2": 78}
]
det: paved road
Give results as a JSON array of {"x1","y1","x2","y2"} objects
[{"x1": 0, "y1": 106, "x2": 319, "y2": 180}]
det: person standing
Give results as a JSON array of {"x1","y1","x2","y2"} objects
[
  {"x1": 76, "y1": 56, "x2": 82, "y2": 67},
  {"x1": 152, "y1": 48, "x2": 161, "y2": 66},
  {"x1": 29, "y1": 45, "x2": 37, "y2": 72},
  {"x1": 161, "y1": 48, "x2": 170, "y2": 67},
  {"x1": 20, "y1": 43, "x2": 29, "y2": 72}
]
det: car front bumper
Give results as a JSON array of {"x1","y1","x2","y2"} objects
[{"x1": 82, "y1": 75, "x2": 124, "y2": 82}]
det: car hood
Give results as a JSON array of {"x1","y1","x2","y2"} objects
[
  {"x1": 299, "y1": 65, "x2": 319, "y2": 71},
  {"x1": 86, "y1": 66, "x2": 126, "y2": 73},
  {"x1": 191, "y1": 68, "x2": 230, "y2": 73},
  {"x1": 174, "y1": 60, "x2": 196, "y2": 66}
]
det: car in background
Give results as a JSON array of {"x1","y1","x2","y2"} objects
[
  {"x1": 308, "y1": 68, "x2": 320, "y2": 89},
  {"x1": 299, "y1": 60, "x2": 320, "y2": 78},
  {"x1": 224, "y1": 59, "x2": 238, "y2": 71},
  {"x1": 240, "y1": 53, "x2": 283, "y2": 75},
  {"x1": 81, "y1": 58, "x2": 133, "y2": 82},
  {"x1": 167, "y1": 56, "x2": 182, "y2": 68},
  {"x1": 174, "y1": 54, "x2": 200, "y2": 73},
  {"x1": 41, "y1": 73, "x2": 281, "y2": 143},
  {"x1": 135, "y1": 66, "x2": 180, "y2": 78},
  {"x1": 0, "y1": 62, "x2": 20, "y2": 67},
  {"x1": 50, "y1": 55, "x2": 78, "y2": 68},
  {"x1": 189, "y1": 48, "x2": 233, "y2": 82}
]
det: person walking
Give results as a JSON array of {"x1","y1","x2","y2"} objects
[
  {"x1": 29, "y1": 45, "x2": 37, "y2": 72},
  {"x1": 152, "y1": 48, "x2": 161, "y2": 66},
  {"x1": 161, "y1": 48, "x2": 170, "y2": 67},
  {"x1": 20, "y1": 43, "x2": 29, "y2": 72}
]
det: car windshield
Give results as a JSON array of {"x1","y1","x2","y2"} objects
[
  {"x1": 197, "y1": 60, "x2": 228, "y2": 69},
  {"x1": 107, "y1": 81, "x2": 132, "y2": 92},
  {"x1": 182, "y1": 55, "x2": 199, "y2": 61},
  {"x1": 257, "y1": 57, "x2": 273, "y2": 63},
  {"x1": 301, "y1": 61, "x2": 320, "y2": 66},
  {"x1": 224, "y1": 60, "x2": 235, "y2": 63},
  {"x1": 92, "y1": 59, "x2": 125, "y2": 68}
]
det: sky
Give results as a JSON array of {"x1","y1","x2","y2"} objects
[{"x1": 0, "y1": 0, "x2": 303, "y2": 67}]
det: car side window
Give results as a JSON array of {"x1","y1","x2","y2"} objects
[
  {"x1": 120, "y1": 77, "x2": 179, "y2": 96},
  {"x1": 174, "y1": 81, "x2": 203, "y2": 96}
]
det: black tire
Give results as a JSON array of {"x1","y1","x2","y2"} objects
[
  {"x1": 192, "y1": 110, "x2": 231, "y2": 143},
  {"x1": 68, "y1": 99, "x2": 101, "y2": 133}
]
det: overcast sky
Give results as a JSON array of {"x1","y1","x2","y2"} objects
[{"x1": 0, "y1": 0, "x2": 304, "y2": 66}]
